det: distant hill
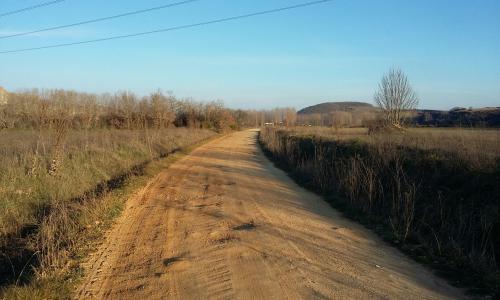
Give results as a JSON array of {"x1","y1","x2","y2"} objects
[
  {"x1": 297, "y1": 102, "x2": 378, "y2": 127},
  {"x1": 297, "y1": 102, "x2": 376, "y2": 115}
]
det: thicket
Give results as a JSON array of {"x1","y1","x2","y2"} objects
[
  {"x1": 259, "y1": 127, "x2": 500, "y2": 296},
  {"x1": 0, "y1": 89, "x2": 303, "y2": 131},
  {"x1": 0, "y1": 89, "x2": 246, "y2": 132}
]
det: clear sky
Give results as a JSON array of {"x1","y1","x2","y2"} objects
[{"x1": 0, "y1": 0, "x2": 499, "y2": 110}]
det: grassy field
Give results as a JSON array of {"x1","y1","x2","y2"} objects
[
  {"x1": 260, "y1": 126, "x2": 500, "y2": 296},
  {"x1": 0, "y1": 128, "x2": 216, "y2": 296},
  {"x1": 281, "y1": 127, "x2": 500, "y2": 169}
]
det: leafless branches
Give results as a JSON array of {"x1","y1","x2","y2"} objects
[
  {"x1": 374, "y1": 68, "x2": 419, "y2": 128},
  {"x1": 0, "y1": 89, "x2": 244, "y2": 132}
]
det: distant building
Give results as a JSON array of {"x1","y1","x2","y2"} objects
[{"x1": 0, "y1": 87, "x2": 7, "y2": 105}]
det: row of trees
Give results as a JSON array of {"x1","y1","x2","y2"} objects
[
  {"x1": 265, "y1": 68, "x2": 419, "y2": 129},
  {"x1": 0, "y1": 68, "x2": 418, "y2": 131},
  {"x1": 297, "y1": 111, "x2": 378, "y2": 128},
  {"x1": 0, "y1": 89, "x2": 299, "y2": 131},
  {"x1": 0, "y1": 90, "x2": 234, "y2": 131},
  {"x1": 245, "y1": 107, "x2": 297, "y2": 127}
]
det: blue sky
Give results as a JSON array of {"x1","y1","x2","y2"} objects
[{"x1": 1, "y1": 0, "x2": 499, "y2": 110}]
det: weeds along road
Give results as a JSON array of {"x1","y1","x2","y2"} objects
[{"x1": 77, "y1": 130, "x2": 465, "y2": 300}]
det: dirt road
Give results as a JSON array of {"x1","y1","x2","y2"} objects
[{"x1": 77, "y1": 130, "x2": 464, "y2": 299}]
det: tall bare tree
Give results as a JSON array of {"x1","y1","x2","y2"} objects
[{"x1": 374, "y1": 68, "x2": 418, "y2": 128}]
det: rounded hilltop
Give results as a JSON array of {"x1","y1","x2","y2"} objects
[{"x1": 297, "y1": 102, "x2": 376, "y2": 115}]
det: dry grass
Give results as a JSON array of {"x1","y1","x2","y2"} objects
[
  {"x1": 0, "y1": 128, "x2": 215, "y2": 296},
  {"x1": 282, "y1": 126, "x2": 500, "y2": 169},
  {"x1": 0, "y1": 128, "x2": 214, "y2": 240},
  {"x1": 1, "y1": 142, "x2": 215, "y2": 299},
  {"x1": 260, "y1": 126, "x2": 500, "y2": 296}
]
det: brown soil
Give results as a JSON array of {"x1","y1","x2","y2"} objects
[{"x1": 76, "y1": 130, "x2": 465, "y2": 299}]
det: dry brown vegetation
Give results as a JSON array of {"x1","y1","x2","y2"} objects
[
  {"x1": 260, "y1": 126, "x2": 500, "y2": 296},
  {"x1": 0, "y1": 128, "x2": 215, "y2": 292},
  {"x1": 0, "y1": 88, "x2": 300, "y2": 131},
  {"x1": 296, "y1": 109, "x2": 379, "y2": 128},
  {"x1": 0, "y1": 88, "x2": 302, "y2": 297},
  {"x1": 0, "y1": 88, "x2": 240, "y2": 297},
  {"x1": 282, "y1": 127, "x2": 500, "y2": 169},
  {"x1": 0, "y1": 89, "x2": 241, "y2": 131},
  {"x1": 0, "y1": 128, "x2": 215, "y2": 239}
]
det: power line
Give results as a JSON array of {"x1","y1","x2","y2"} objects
[
  {"x1": 1, "y1": 0, "x2": 202, "y2": 39},
  {"x1": 0, "y1": 0, "x2": 67, "y2": 18},
  {"x1": 0, "y1": 0, "x2": 333, "y2": 54}
]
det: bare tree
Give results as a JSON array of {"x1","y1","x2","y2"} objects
[
  {"x1": 284, "y1": 108, "x2": 297, "y2": 126},
  {"x1": 374, "y1": 68, "x2": 418, "y2": 128}
]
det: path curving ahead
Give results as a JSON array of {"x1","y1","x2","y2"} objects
[{"x1": 77, "y1": 130, "x2": 465, "y2": 299}]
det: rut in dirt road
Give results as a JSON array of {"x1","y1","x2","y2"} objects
[{"x1": 77, "y1": 129, "x2": 465, "y2": 299}]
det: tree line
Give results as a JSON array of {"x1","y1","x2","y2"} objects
[
  {"x1": 0, "y1": 89, "x2": 298, "y2": 131},
  {"x1": 0, "y1": 68, "x2": 422, "y2": 132}
]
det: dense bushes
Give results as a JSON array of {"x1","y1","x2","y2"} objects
[
  {"x1": 0, "y1": 89, "x2": 240, "y2": 132},
  {"x1": 259, "y1": 127, "x2": 500, "y2": 294},
  {"x1": 0, "y1": 89, "x2": 303, "y2": 131}
]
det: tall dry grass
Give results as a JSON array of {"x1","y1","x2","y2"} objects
[
  {"x1": 260, "y1": 126, "x2": 500, "y2": 295},
  {"x1": 284, "y1": 127, "x2": 500, "y2": 169},
  {"x1": 0, "y1": 128, "x2": 215, "y2": 289}
]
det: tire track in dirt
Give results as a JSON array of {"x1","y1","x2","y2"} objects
[{"x1": 76, "y1": 130, "x2": 466, "y2": 299}]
